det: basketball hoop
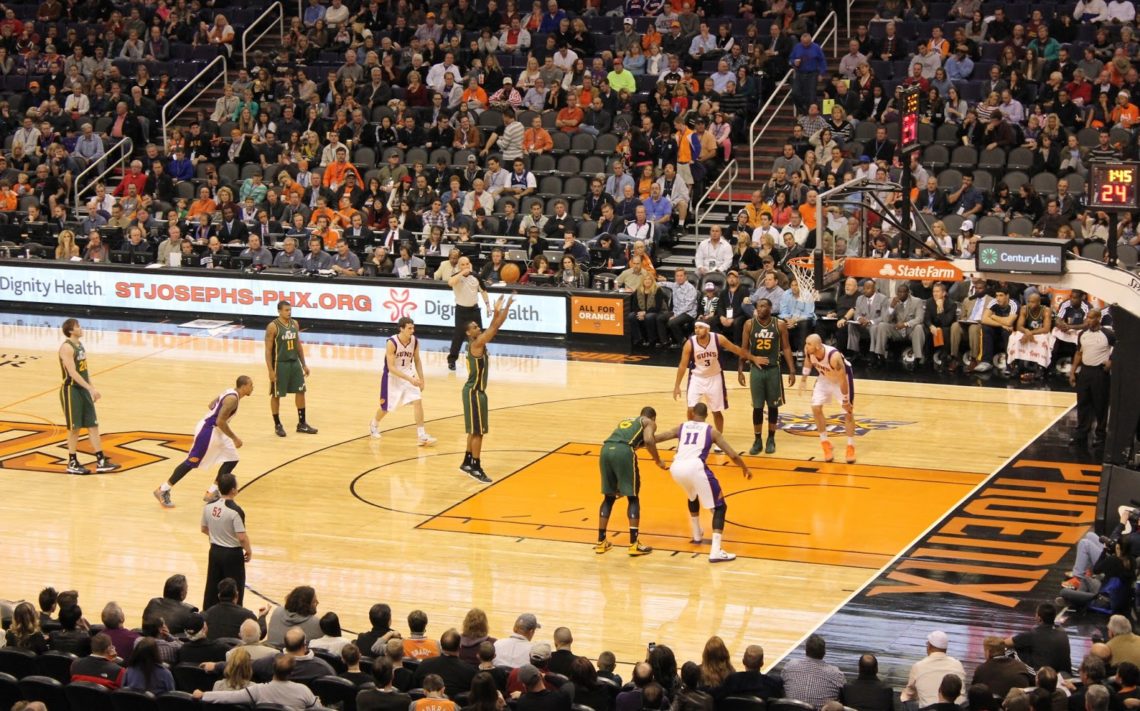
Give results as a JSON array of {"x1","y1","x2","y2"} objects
[{"x1": 786, "y1": 255, "x2": 833, "y2": 300}]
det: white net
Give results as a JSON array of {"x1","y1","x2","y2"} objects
[{"x1": 786, "y1": 258, "x2": 819, "y2": 300}]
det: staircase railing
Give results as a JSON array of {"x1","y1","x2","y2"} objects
[
  {"x1": 694, "y1": 159, "x2": 738, "y2": 237},
  {"x1": 747, "y1": 11, "x2": 839, "y2": 180},
  {"x1": 241, "y1": 2, "x2": 284, "y2": 69},
  {"x1": 161, "y1": 55, "x2": 227, "y2": 147},
  {"x1": 72, "y1": 138, "x2": 133, "y2": 211}
]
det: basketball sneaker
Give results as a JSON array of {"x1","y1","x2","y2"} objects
[
  {"x1": 748, "y1": 437, "x2": 763, "y2": 456},
  {"x1": 820, "y1": 440, "x2": 834, "y2": 462},
  {"x1": 95, "y1": 456, "x2": 120, "y2": 473},
  {"x1": 66, "y1": 460, "x2": 90, "y2": 475},
  {"x1": 628, "y1": 541, "x2": 653, "y2": 556},
  {"x1": 369, "y1": 421, "x2": 381, "y2": 439},
  {"x1": 691, "y1": 528, "x2": 705, "y2": 544},
  {"x1": 274, "y1": 422, "x2": 286, "y2": 437},
  {"x1": 418, "y1": 433, "x2": 438, "y2": 446},
  {"x1": 594, "y1": 540, "x2": 612, "y2": 554},
  {"x1": 203, "y1": 489, "x2": 220, "y2": 504},
  {"x1": 709, "y1": 549, "x2": 737, "y2": 563},
  {"x1": 153, "y1": 488, "x2": 174, "y2": 508},
  {"x1": 765, "y1": 433, "x2": 776, "y2": 454},
  {"x1": 845, "y1": 445, "x2": 856, "y2": 464},
  {"x1": 296, "y1": 423, "x2": 318, "y2": 434},
  {"x1": 465, "y1": 466, "x2": 492, "y2": 483}
]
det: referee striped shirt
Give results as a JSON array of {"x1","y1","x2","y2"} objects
[
  {"x1": 1078, "y1": 329, "x2": 1113, "y2": 367},
  {"x1": 203, "y1": 500, "x2": 246, "y2": 548}
]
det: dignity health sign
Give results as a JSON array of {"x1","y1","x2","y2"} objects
[{"x1": 0, "y1": 263, "x2": 568, "y2": 335}]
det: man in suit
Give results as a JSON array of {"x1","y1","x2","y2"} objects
[
  {"x1": 596, "y1": 202, "x2": 625, "y2": 238},
  {"x1": 916, "y1": 177, "x2": 949, "y2": 217},
  {"x1": 343, "y1": 212, "x2": 375, "y2": 246},
  {"x1": 411, "y1": 629, "x2": 476, "y2": 697},
  {"x1": 280, "y1": 193, "x2": 311, "y2": 226},
  {"x1": 872, "y1": 282, "x2": 926, "y2": 366},
  {"x1": 872, "y1": 21, "x2": 906, "y2": 61},
  {"x1": 846, "y1": 279, "x2": 888, "y2": 363},
  {"x1": 218, "y1": 206, "x2": 250, "y2": 243},
  {"x1": 250, "y1": 210, "x2": 282, "y2": 242},
  {"x1": 714, "y1": 269, "x2": 749, "y2": 344},
  {"x1": 719, "y1": 645, "x2": 784, "y2": 700},
  {"x1": 840, "y1": 655, "x2": 893, "y2": 711},
  {"x1": 949, "y1": 276, "x2": 993, "y2": 367},
  {"x1": 378, "y1": 214, "x2": 414, "y2": 252}
]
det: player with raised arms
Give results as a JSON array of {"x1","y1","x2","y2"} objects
[
  {"x1": 595, "y1": 407, "x2": 666, "y2": 557},
  {"x1": 265, "y1": 300, "x2": 318, "y2": 437},
  {"x1": 370, "y1": 317, "x2": 437, "y2": 446},
  {"x1": 654, "y1": 403, "x2": 752, "y2": 562},
  {"x1": 460, "y1": 293, "x2": 516, "y2": 483},
  {"x1": 673, "y1": 320, "x2": 758, "y2": 434},
  {"x1": 738, "y1": 297, "x2": 796, "y2": 455},
  {"x1": 801, "y1": 334, "x2": 857, "y2": 463},
  {"x1": 153, "y1": 375, "x2": 254, "y2": 508}
]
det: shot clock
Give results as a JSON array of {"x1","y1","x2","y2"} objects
[{"x1": 1088, "y1": 162, "x2": 1140, "y2": 210}]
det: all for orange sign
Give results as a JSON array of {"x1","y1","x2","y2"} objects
[
  {"x1": 570, "y1": 296, "x2": 625, "y2": 335},
  {"x1": 843, "y1": 258, "x2": 965, "y2": 282}
]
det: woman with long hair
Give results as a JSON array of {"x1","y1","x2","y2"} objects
[
  {"x1": 459, "y1": 608, "x2": 495, "y2": 664},
  {"x1": 124, "y1": 638, "x2": 176, "y2": 694},
  {"x1": 569, "y1": 657, "x2": 613, "y2": 711},
  {"x1": 55, "y1": 229, "x2": 79, "y2": 260},
  {"x1": 770, "y1": 191, "x2": 792, "y2": 228},
  {"x1": 520, "y1": 254, "x2": 553, "y2": 283},
  {"x1": 648, "y1": 645, "x2": 680, "y2": 696},
  {"x1": 630, "y1": 273, "x2": 668, "y2": 347},
  {"x1": 699, "y1": 636, "x2": 735, "y2": 691},
  {"x1": 214, "y1": 647, "x2": 253, "y2": 690},
  {"x1": 800, "y1": 149, "x2": 821, "y2": 188},
  {"x1": 464, "y1": 671, "x2": 505, "y2": 711},
  {"x1": 5, "y1": 602, "x2": 48, "y2": 652},
  {"x1": 556, "y1": 254, "x2": 584, "y2": 286},
  {"x1": 405, "y1": 70, "x2": 430, "y2": 107},
  {"x1": 264, "y1": 585, "x2": 322, "y2": 645}
]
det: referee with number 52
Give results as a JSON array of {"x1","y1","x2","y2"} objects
[
  {"x1": 1069, "y1": 308, "x2": 1113, "y2": 449},
  {"x1": 201, "y1": 472, "x2": 252, "y2": 610}
]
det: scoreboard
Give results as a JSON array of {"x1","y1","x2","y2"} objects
[{"x1": 1088, "y1": 162, "x2": 1140, "y2": 210}]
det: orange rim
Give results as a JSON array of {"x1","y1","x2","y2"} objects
[{"x1": 786, "y1": 255, "x2": 835, "y2": 270}]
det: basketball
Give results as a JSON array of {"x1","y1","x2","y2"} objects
[{"x1": 500, "y1": 263, "x2": 521, "y2": 283}]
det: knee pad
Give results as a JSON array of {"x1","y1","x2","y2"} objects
[
  {"x1": 627, "y1": 496, "x2": 640, "y2": 519},
  {"x1": 768, "y1": 406, "x2": 779, "y2": 424},
  {"x1": 713, "y1": 504, "x2": 727, "y2": 530},
  {"x1": 599, "y1": 495, "x2": 616, "y2": 518},
  {"x1": 752, "y1": 408, "x2": 764, "y2": 426},
  {"x1": 688, "y1": 498, "x2": 700, "y2": 514}
]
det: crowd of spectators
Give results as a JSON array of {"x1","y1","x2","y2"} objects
[{"x1": 1, "y1": 571, "x2": 1135, "y2": 711}]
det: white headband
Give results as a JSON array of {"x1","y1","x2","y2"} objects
[{"x1": 695, "y1": 321, "x2": 711, "y2": 329}]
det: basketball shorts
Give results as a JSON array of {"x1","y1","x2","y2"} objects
[
  {"x1": 749, "y1": 366, "x2": 785, "y2": 408},
  {"x1": 380, "y1": 372, "x2": 422, "y2": 412},
  {"x1": 812, "y1": 368, "x2": 855, "y2": 407},
  {"x1": 599, "y1": 443, "x2": 640, "y2": 497},
  {"x1": 186, "y1": 419, "x2": 239, "y2": 470},
  {"x1": 274, "y1": 361, "x2": 306, "y2": 397},
  {"x1": 687, "y1": 372, "x2": 727, "y2": 412},
  {"x1": 60, "y1": 384, "x2": 97, "y2": 430},
  {"x1": 462, "y1": 386, "x2": 488, "y2": 435},
  {"x1": 670, "y1": 459, "x2": 725, "y2": 509}
]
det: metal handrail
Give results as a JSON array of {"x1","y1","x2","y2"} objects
[
  {"x1": 695, "y1": 159, "x2": 739, "y2": 235},
  {"x1": 73, "y1": 138, "x2": 133, "y2": 211},
  {"x1": 747, "y1": 11, "x2": 839, "y2": 180},
  {"x1": 241, "y1": 2, "x2": 284, "y2": 69},
  {"x1": 161, "y1": 55, "x2": 228, "y2": 147}
]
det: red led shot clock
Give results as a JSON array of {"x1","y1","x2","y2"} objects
[{"x1": 1088, "y1": 162, "x2": 1140, "y2": 210}]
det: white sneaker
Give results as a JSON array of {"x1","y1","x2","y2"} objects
[
  {"x1": 418, "y1": 433, "x2": 438, "y2": 446},
  {"x1": 691, "y1": 528, "x2": 704, "y2": 544},
  {"x1": 709, "y1": 549, "x2": 737, "y2": 563},
  {"x1": 369, "y1": 421, "x2": 381, "y2": 439}
]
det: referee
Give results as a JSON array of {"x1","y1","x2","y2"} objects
[
  {"x1": 1069, "y1": 308, "x2": 1113, "y2": 448},
  {"x1": 447, "y1": 256, "x2": 492, "y2": 371},
  {"x1": 201, "y1": 472, "x2": 251, "y2": 609}
]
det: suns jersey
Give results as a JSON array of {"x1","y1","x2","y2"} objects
[
  {"x1": 201, "y1": 389, "x2": 239, "y2": 430},
  {"x1": 386, "y1": 334, "x2": 418, "y2": 378},
  {"x1": 688, "y1": 334, "x2": 722, "y2": 377},
  {"x1": 806, "y1": 344, "x2": 851, "y2": 376},
  {"x1": 674, "y1": 421, "x2": 714, "y2": 463}
]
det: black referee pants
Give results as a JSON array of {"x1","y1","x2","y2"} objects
[
  {"x1": 448, "y1": 305, "x2": 483, "y2": 365},
  {"x1": 1075, "y1": 365, "x2": 1110, "y2": 442},
  {"x1": 204, "y1": 544, "x2": 246, "y2": 610}
]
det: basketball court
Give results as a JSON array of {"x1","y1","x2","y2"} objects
[{"x1": 0, "y1": 310, "x2": 1075, "y2": 671}]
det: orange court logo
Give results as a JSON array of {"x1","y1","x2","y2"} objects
[{"x1": 0, "y1": 420, "x2": 191, "y2": 473}]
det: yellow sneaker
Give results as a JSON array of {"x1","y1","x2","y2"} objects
[
  {"x1": 628, "y1": 541, "x2": 653, "y2": 556},
  {"x1": 594, "y1": 540, "x2": 612, "y2": 554},
  {"x1": 821, "y1": 440, "x2": 834, "y2": 462}
]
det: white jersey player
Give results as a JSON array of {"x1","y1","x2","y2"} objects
[
  {"x1": 370, "y1": 317, "x2": 436, "y2": 446},
  {"x1": 153, "y1": 375, "x2": 254, "y2": 509},
  {"x1": 800, "y1": 334, "x2": 857, "y2": 464},
  {"x1": 654, "y1": 403, "x2": 752, "y2": 563},
  {"x1": 673, "y1": 319, "x2": 757, "y2": 433}
]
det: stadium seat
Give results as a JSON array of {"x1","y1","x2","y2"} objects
[
  {"x1": 595, "y1": 133, "x2": 621, "y2": 155},
  {"x1": 67, "y1": 680, "x2": 117, "y2": 711},
  {"x1": 538, "y1": 176, "x2": 564, "y2": 198},
  {"x1": 941, "y1": 214, "x2": 965, "y2": 234},
  {"x1": 923, "y1": 144, "x2": 949, "y2": 171},
  {"x1": 172, "y1": 663, "x2": 216, "y2": 692},
  {"x1": 975, "y1": 216, "x2": 1004, "y2": 235},
  {"x1": 19, "y1": 675, "x2": 70, "y2": 711},
  {"x1": 312, "y1": 675, "x2": 357, "y2": 710},
  {"x1": 580, "y1": 156, "x2": 607, "y2": 178},
  {"x1": 1076, "y1": 127, "x2": 1100, "y2": 148},
  {"x1": 972, "y1": 171, "x2": 994, "y2": 192},
  {"x1": 1067, "y1": 174, "x2": 1086, "y2": 195},
  {"x1": 429, "y1": 148, "x2": 453, "y2": 166},
  {"x1": 720, "y1": 697, "x2": 768, "y2": 711},
  {"x1": 936, "y1": 168, "x2": 962, "y2": 191},
  {"x1": 1006, "y1": 217, "x2": 1034, "y2": 237},
  {"x1": 564, "y1": 176, "x2": 588, "y2": 197},
  {"x1": 1030, "y1": 173, "x2": 1057, "y2": 195},
  {"x1": 551, "y1": 132, "x2": 571, "y2": 154},
  {"x1": 0, "y1": 648, "x2": 36, "y2": 678},
  {"x1": 1003, "y1": 171, "x2": 1029, "y2": 193},
  {"x1": 1005, "y1": 147, "x2": 1033, "y2": 172},
  {"x1": 155, "y1": 690, "x2": 201, "y2": 711},
  {"x1": 353, "y1": 147, "x2": 376, "y2": 166},
  {"x1": 0, "y1": 673, "x2": 20, "y2": 711},
  {"x1": 405, "y1": 147, "x2": 428, "y2": 166},
  {"x1": 1118, "y1": 245, "x2": 1139, "y2": 269},
  {"x1": 1081, "y1": 242, "x2": 1106, "y2": 260},
  {"x1": 32, "y1": 650, "x2": 77, "y2": 684},
  {"x1": 111, "y1": 688, "x2": 162, "y2": 711},
  {"x1": 554, "y1": 155, "x2": 581, "y2": 177},
  {"x1": 531, "y1": 154, "x2": 557, "y2": 175},
  {"x1": 934, "y1": 123, "x2": 960, "y2": 146},
  {"x1": 977, "y1": 148, "x2": 1006, "y2": 173},
  {"x1": 769, "y1": 699, "x2": 814, "y2": 711},
  {"x1": 949, "y1": 146, "x2": 978, "y2": 170},
  {"x1": 570, "y1": 133, "x2": 596, "y2": 156}
]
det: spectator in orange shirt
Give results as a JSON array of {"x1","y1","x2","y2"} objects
[
  {"x1": 1112, "y1": 90, "x2": 1139, "y2": 129},
  {"x1": 798, "y1": 190, "x2": 820, "y2": 231},
  {"x1": 461, "y1": 78, "x2": 489, "y2": 113},
  {"x1": 336, "y1": 195, "x2": 360, "y2": 228},
  {"x1": 187, "y1": 186, "x2": 217, "y2": 220},
  {"x1": 556, "y1": 93, "x2": 584, "y2": 133},
  {"x1": 321, "y1": 146, "x2": 364, "y2": 192},
  {"x1": 313, "y1": 215, "x2": 341, "y2": 249},
  {"x1": 0, "y1": 180, "x2": 17, "y2": 212},
  {"x1": 308, "y1": 195, "x2": 339, "y2": 227},
  {"x1": 523, "y1": 115, "x2": 554, "y2": 155},
  {"x1": 411, "y1": 674, "x2": 458, "y2": 711},
  {"x1": 403, "y1": 610, "x2": 441, "y2": 661}
]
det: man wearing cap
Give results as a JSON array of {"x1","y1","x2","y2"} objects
[
  {"x1": 901, "y1": 631, "x2": 966, "y2": 708},
  {"x1": 616, "y1": 18, "x2": 639, "y2": 55},
  {"x1": 515, "y1": 661, "x2": 572, "y2": 711},
  {"x1": 608, "y1": 57, "x2": 636, "y2": 94},
  {"x1": 495, "y1": 613, "x2": 541, "y2": 668}
]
